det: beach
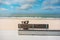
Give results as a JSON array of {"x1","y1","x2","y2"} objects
[{"x1": 0, "y1": 17, "x2": 60, "y2": 40}]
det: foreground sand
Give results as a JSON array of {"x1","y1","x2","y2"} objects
[{"x1": 0, "y1": 30, "x2": 60, "y2": 40}]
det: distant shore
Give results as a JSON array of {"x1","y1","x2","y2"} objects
[{"x1": 0, "y1": 17, "x2": 60, "y2": 20}]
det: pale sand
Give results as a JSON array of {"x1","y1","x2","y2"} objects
[
  {"x1": 1, "y1": 30, "x2": 60, "y2": 40},
  {"x1": 0, "y1": 17, "x2": 60, "y2": 30}
]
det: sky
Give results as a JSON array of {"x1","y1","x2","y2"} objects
[{"x1": 0, "y1": 0, "x2": 60, "y2": 14}]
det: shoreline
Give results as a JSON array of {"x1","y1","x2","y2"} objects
[{"x1": 0, "y1": 17, "x2": 60, "y2": 20}]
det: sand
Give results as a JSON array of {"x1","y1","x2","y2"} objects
[{"x1": 0, "y1": 17, "x2": 60, "y2": 30}]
